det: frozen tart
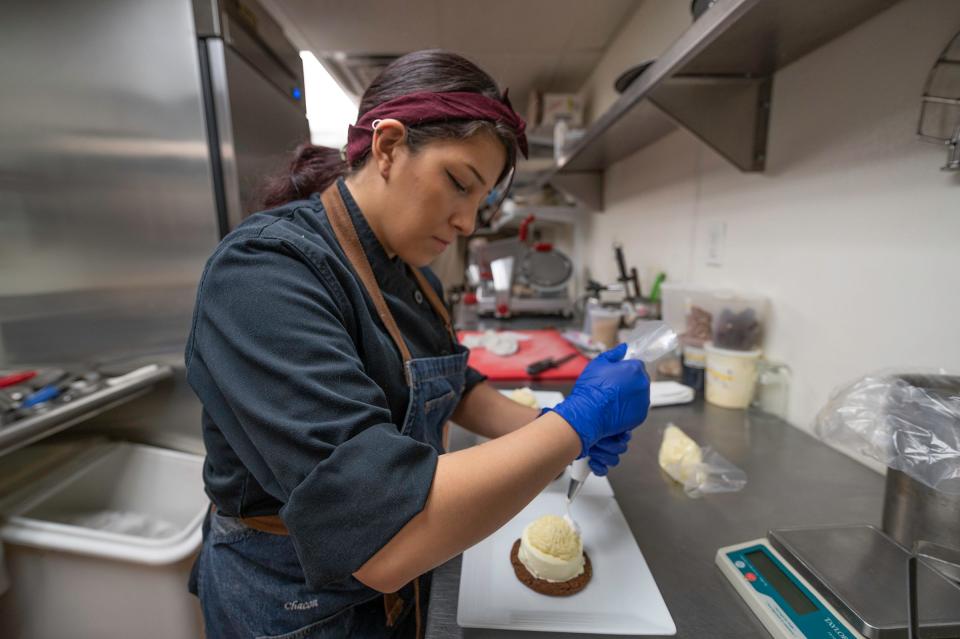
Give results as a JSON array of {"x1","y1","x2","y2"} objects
[{"x1": 510, "y1": 515, "x2": 592, "y2": 596}]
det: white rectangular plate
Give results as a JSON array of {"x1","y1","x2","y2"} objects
[
  {"x1": 458, "y1": 491, "x2": 676, "y2": 635},
  {"x1": 498, "y1": 389, "x2": 565, "y2": 411}
]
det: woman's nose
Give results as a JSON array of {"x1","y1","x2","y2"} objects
[{"x1": 451, "y1": 204, "x2": 477, "y2": 236}]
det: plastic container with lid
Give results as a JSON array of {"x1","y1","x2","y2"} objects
[
  {"x1": 705, "y1": 342, "x2": 762, "y2": 408},
  {"x1": 661, "y1": 285, "x2": 769, "y2": 351},
  {"x1": 660, "y1": 284, "x2": 724, "y2": 348},
  {"x1": 660, "y1": 284, "x2": 716, "y2": 335},
  {"x1": 681, "y1": 345, "x2": 707, "y2": 392},
  {"x1": 588, "y1": 306, "x2": 623, "y2": 350},
  {"x1": 751, "y1": 360, "x2": 791, "y2": 419},
  {"x1": 710, "y1": 293, "x2": 768, "y2": 351}
]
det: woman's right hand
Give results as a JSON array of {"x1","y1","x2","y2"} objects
[{"x1": 543, "y1": 343, "x2": 650, "y2": 456}]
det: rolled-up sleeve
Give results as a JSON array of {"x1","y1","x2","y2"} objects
[
  {"x1": 187, "y1": 238, "x2": 437, "y2": 588},
  {"x1": 464, "y1": 365, "x2": 487, "y2": 395}
]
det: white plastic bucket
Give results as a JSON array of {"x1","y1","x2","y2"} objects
[
  {"x1": 705, "y1": 342, "x2": 762, "y2": 408},
  {"x1": 0, "y1": 440, "x2": 206, "y2": 639}
]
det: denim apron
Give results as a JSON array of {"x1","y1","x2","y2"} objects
[{"x1": 190, "y1": 183, "x2": 469, "y2": 639}]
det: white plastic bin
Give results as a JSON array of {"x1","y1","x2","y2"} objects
[{"x1": 0, "y1": 440, "x2": 207, "y2": 639}]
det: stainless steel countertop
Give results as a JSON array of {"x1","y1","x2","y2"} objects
[{"x1": 425, "y1": 399, "x2": 886, "y2": 638}]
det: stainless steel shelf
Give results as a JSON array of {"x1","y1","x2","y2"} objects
[
  {"x1": 543, "y1": 0, "x2": 901, "y2": 209},
  {"x1": 0, "y1": 365, "x2": 174, "y2": 458}
]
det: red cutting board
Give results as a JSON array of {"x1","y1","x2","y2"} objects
[{"x1": 458, "y1": 329, "x2": 588, "y2": 380}]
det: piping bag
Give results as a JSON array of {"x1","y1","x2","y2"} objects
[{"x1": 565, "y1": 321, "x2": 678, "y2": 520}]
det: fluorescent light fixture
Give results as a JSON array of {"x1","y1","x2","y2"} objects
[{"x1": 299, "y1": 51, "x2": 358, "y2": 148}]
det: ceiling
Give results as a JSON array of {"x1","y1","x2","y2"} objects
[{"x1": 261, "y1": 0, "x2": 642, "y2": 113}]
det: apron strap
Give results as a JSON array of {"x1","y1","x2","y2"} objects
[
  {"x1": 321, "y1": 183, "x2": 458, "y2": 368},
  {"x1": 383, "y1": 577, "x2": 424, "y2": 639},
  {"x1": 321, "y1": 185, "x2": 413, "y2": 365},
  {"x1": 383, "y1": 592, "x2": 404, "y2": 627},
  {"x1": 320, "y1": 183, "x2": 443, "y2": 636},
  {"x1": 414, "y1": 575, "x2": 424, "y2": 639}
]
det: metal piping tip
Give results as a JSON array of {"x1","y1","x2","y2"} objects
[{"x1": 566, "y1": 478, "x2": 586, "y2": 504}]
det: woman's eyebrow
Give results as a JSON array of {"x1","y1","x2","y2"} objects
[{"x1": 464, "y1": 163, "x2": 487, "y2": 187}]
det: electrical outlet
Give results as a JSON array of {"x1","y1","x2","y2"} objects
[{"x1": 706, "y1": 221, "x2": 726, "y2": 267}]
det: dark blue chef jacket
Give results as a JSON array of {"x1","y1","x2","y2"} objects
[{"x1": 185, "y1": 178, "x2": 485, "y2": 588}]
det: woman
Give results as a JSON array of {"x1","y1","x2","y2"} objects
[{"x1": 185, "y1": 50, "x2": 650, "y2": 639}]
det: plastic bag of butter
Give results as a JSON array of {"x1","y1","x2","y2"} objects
[{"x1": 658, "y1": 423, "x2": 747, "y2": 498}]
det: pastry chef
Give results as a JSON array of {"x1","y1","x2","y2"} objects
[{"x1": 185, "y1": 49, "x2": 651, "y2": 639}]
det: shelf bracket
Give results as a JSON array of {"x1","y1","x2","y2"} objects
[
  {"x1": 548, "y1": 171, "x2": 603, "y2": 211},
  {"x1": 649, "y1": 75, "x2": 772, "y2": 171}
]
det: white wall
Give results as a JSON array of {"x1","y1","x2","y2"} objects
[{"x1": 583, "y1": 0, "x2": 960, "y2": 448}]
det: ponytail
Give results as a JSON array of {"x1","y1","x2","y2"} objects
[{"x1": 260, "y1": 143, "x2": 348, "y2": 208}]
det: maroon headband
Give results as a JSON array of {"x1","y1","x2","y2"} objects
[{"x1": 345, "y1": 90, "x2": 528, "y2": 166}]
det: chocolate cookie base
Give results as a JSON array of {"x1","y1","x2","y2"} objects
[{"x1": 510, "y1": 539, "x2": 592, "y2": 596}]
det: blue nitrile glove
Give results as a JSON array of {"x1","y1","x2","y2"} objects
[
  {"x1": 587, "y1": 431, "x2": 632, "y2": 477},
  {"x1": 543, "y1": 342, "x2": 650, "y2": 456}
]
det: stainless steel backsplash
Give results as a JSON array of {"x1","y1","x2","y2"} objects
[{"x1": 0, "y1": 0, "x2": 221, "y2": 449}]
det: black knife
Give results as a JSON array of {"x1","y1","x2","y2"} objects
[{"x1": 526, "y1": 353, "x2": 577, "y2": 376}]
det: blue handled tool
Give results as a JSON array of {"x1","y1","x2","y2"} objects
[{"x1": 21, "y1": 384, "x2": 61, "y2": 408}]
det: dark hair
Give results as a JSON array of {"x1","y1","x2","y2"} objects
[{"x1": 260, "y1": 49, "x2": 519, "y2": 208}]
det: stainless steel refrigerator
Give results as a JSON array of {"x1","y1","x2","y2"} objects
[
  {"x1": 194, "y1": 0, "x2": 310, "y2": 237},
  {"x1": 0, "y1": 1, "x2": 308, "y2": 636},
  {"x1": 1, "y1": 0, "x2": 310, "y2": 415}
]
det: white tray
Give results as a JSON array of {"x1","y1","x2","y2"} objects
[
  {"x1": 498, "y1": 389, "x2": 565, "y2": 411},
  {"x1": 458, "y1": 490, "x2": 676, "y2": 635},
  {"x1": 500, "y1": 384, "x2": 694, "y2": 411}
]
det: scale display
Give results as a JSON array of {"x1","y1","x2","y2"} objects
[{"x1": 716, "y1": 539, "x2": 865, "y2": 639}]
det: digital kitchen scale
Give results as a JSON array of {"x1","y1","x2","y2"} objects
[{"x1": 716, "y1": 525, "x2": 960, "y2": 639}]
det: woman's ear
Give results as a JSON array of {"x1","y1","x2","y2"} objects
[{"x1": 370, "y1": 119, "x2": 406, "y2": 180}]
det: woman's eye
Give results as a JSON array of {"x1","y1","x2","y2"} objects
[{"x1": 446, "y1": 171, "x2": 468, "y2": 194}]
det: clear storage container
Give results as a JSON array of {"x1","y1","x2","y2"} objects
[
  {"x1": 661, "y1": 285, "x2": 769, "y2": 351},
  {"x1": 661, "y1": 284, "x2": 724, "y2": 348},
  {"x1": 710, "y1": 292, "x2": 768, "y2": 351},
  {"x1": 661, "y1": 283, "x2": 711, "y2": 335},
  {"x1": 588, "y1": 306, "x2": 623, "y2": 349}
]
